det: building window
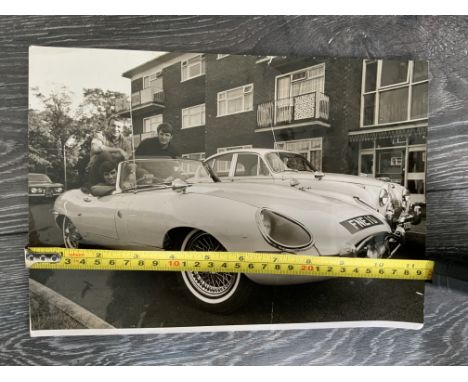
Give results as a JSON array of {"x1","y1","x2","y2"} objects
[
  {"x1": 143, "y1": 72, "x2": 163, "y2": 90},
  {"x1": 380, "y1": 61, "x2": 409, "y2": 87},
  {"x1": 182, "y1": 104, "x2": 205, "y2": 129},
  {"x1": 217, "y1": 84, "x2": 254, "y2": 117},
  {"x1": 276, "y1": 64, "x2": 325, "y2": 101},
  {"x1": 274, "y1": 138, "x2": 323, "y2": 170},
  {"x1": 143, "y1": 114, "x2": 163, "y2": 133},
  {"x1": 181, "y1": 55, "x2": 206, "y2": 82},
  {"x1": 181, "y1": 152, "x2": 206, "y2": 175},
  {"x1": 361, "y1": 60, "x2": 428, "y2": 127},
  {"x1": 217, "y1": 54, "x2": 230, "y2": 60}
]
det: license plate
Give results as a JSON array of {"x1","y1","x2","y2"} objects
[{"x1": 340, "y1": 215, "x2": 383, "y2": 234}]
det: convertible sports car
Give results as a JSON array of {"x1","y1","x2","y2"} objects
[
  {"x1": 53, "y1": 158, "x2": 398, "y2": 312},
  {"x1": 206, "y1": 149, "x2": 422, "y2": 235}
]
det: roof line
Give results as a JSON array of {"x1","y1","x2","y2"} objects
[{"x1": 122, "y1": 51, "x2": 193, "y2": 78}]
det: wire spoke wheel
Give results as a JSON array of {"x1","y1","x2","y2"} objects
[
  {"x1": 182, "y1": 231, "x2": 238, "y2": 300},
  {"x1": 180, "y1": 230, "x2": 253, "y2": 313},
  {"x1": 186, "y1": 271, "x2": 238, "y2": 298},
  {"x1": 62, "y1": 217, "x2": 81, "y2": 248}
]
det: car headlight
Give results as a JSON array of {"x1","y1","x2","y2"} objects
[
  {"x1": 256, "y1": 208, "x2": 313, "y2": 250},
  {"x1": 30, "y1": 187, "x2": 37, "y2": 194},
  {"x1": 54, "y1": 187, "x2": 63, "y2": 193},
  {"x1": 379, "y1": 188, "x2": 389, "y2": 207}
]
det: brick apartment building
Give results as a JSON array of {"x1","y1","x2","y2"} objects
[{"x1": 117, "y1": 53, "x2": 428, "y2": 203}]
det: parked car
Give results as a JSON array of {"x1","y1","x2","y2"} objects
[
  {"x1": 28, "y1": 173, "x2": 64, "y2": 200},
  {"x1": 53, "y1": 158, "x2": 399, "y2": 313},
  {"x1": 205, "y1": 149, "x2": 421, "y2": 235}
]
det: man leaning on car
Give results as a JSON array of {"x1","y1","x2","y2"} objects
[{"x1": 135, "y1": 122, "x2": 180, "y2": 158}]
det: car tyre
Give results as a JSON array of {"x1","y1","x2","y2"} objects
[
  {"x1": 62, "y1": 216, "x2": 81, "y2": 248},
  {"x1": 179, "y1": 230, "x2": 254, "y2": 313}
]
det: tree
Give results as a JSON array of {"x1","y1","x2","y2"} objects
[
  {"x1": 28, "y1": 109, "x2": 53, "y2": 172},
  {"x1": 28, "y1": 87, "x2": 79, "y2": 185},
  {"x1": 29, "y1": 87, "x2": 131, "y2": 188},
  {"x1": 78, "y1": 88, "x2": 128, "y2": 130}
]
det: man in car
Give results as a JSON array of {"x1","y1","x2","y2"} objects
[
  {"x1": 90, "y1": 161, "x2": 135, "y2": 197},
  {"x1": 87, "y1": 117, "x2": 133, "y2": 185},
  {"x1": 135, "y1": 122, "x2": 179, "y2": 158},
  {"x1": 90, "y1": 161, "x2": 118, "y2": 197}
]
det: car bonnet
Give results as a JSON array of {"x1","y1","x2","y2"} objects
[{"x1": 188, "y1": 182, "x2": 386, "y2": 225}]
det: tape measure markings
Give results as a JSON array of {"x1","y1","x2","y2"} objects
[{"x1": 25, "y1": 247, "x2": 434, "y2": 281}]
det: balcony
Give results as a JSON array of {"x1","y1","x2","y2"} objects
[
  {"x1": 116, "y1": 88, "x2": 165, "y2": 117},
  {"x1": 256, "y1": 92, "x2": 330, "y2": 130}
]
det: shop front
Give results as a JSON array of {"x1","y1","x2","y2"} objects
[{"x1": 350, "y1": 125, "x2": 427, "y2": 204}]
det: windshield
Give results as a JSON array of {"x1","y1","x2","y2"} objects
[
  {"x1": 265, "y1": 152, "x2": 316, "y2": 173},
  {"x1": 118, "y1": 158, "x2": 217, "y2": 191},
  {"x1": 29, "y1": 174, "x2": 52, "y2": 183}
]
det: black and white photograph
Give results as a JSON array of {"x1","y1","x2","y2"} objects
[{"x1": 28, "y1": 46, "x2": 428, "y2": 335}]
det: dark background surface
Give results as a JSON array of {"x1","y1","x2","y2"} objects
[{"x1": 1, "y1": 15, "x2": 468, "y2": 365}]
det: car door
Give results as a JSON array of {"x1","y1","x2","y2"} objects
[
  {"x1": 75, "y1": 192, "x2": 124, "y2": 243},
  {"x1": 117, "y1": 188, "x2": 174, "y2": 248}
]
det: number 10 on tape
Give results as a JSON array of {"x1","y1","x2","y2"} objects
[{"x1": 25, "y1": 247, "x2": 434, "y2": 281}]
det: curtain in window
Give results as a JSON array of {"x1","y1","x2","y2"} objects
[
  {"x1": 291, "y1": 77, "x2": 324, "y2": 97},
  {"x1": 151, "y1": 77, "x2": 163, "y2": 91},
  {"x1": 227, "y1": 98, "x2": 243, "y2": 114},
  {"x1": 276, "y1": 77, "x2": 292, "y2": 123},
  {"x1": 183, "y1": 106, "x2": 205, "y2": 128},
  {"x1": 144, "y1": 115, "x2": 163, "y2": 133},
  {"x1": 188, "y1": 64, "x2": 201, "y2": 78},
  {"x1": 277, "y1": 77, "x2": 291, "y2": 100}
]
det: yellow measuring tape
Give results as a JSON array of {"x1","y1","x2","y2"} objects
[{"x1": 26, "y1": 247, "x2": 434, "y2": 281}]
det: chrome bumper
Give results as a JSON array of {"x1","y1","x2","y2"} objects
[
  {"x1": 397, "y1": 205, "x2": 422, "y2": 226},
  {"x1": 385, "y1": 204, "x2": 422, "y2": 236}
]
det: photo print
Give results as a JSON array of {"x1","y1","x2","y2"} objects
[{"x1": 28, "y1": 46, "x2": 428, "y2": 335}]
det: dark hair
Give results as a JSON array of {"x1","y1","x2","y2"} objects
[
  {"x1": 107, "y1": 116, "x2": 120, "y2": 127},
  {"x1": 157, "y1": 123, "x2": 174, "y2": 135},
  {"x1": 98, "y1": 160, "x2": 117, "y2": 182}
]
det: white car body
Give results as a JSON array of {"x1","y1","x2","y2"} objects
[
  {"x1": 205, "y1": 149, "x2": 419, "y2": 231},
  {"x1": 53, "y1": 158, "x2": 396, "y2": 312}
]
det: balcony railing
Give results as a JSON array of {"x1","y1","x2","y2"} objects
[
  {"x1": 132, "y1": 88, "x2": 165, "y2": 107},
  {"x1": 115, "y1": 89, "x2": 165, "y2": 116},
  {"x1": 257, "y1": 91, "x2": 329, "y2": 128}
]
